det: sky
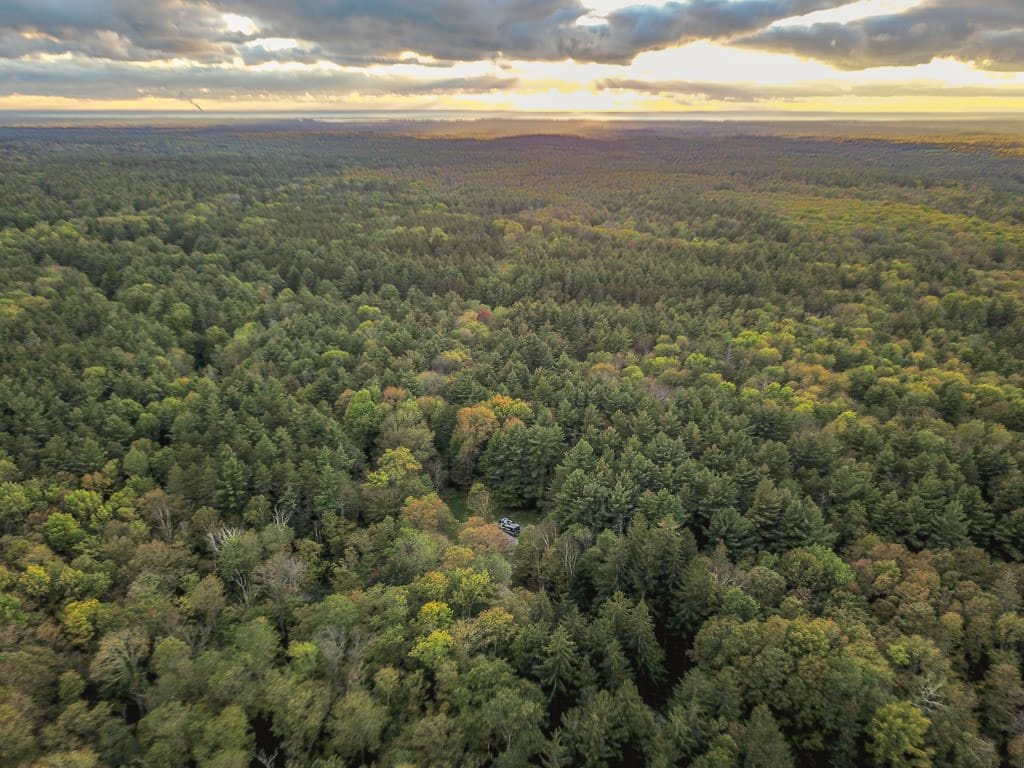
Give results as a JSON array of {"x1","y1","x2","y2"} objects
[{"x1": 1, "y1": 0, "x2": 1024, "y2": 113}]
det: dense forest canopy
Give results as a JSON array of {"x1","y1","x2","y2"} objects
[{"x1": 1, "y1": 122, "x2": 1023, "y2": 768}]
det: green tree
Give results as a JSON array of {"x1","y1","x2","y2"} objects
[
  {"x1": 214, "y1": 446, "x2": 248, "y2": 517},
  {"x1": 343, "y1": 389, "x2": 381, "y2": 451},
  {"x1": 364, "y1": 447, "x2": 431, "y2": 520},
  {"x1": 89, "y1": 628, "x2": 150, "y2": 713},
  {"x1": 740, "y1": 704, "x2": 793, "y2": 768},
  {"x1": 867, "y1": 702, "x2": 933, "y2": 768},
  {"x1": 539, "y1": 625, "x2": 579, "y2": 699},
  {"x1": 328, "y1": 689, "x2": 387, "y2": 764}
]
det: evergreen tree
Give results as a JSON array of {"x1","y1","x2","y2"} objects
[
  {"x1": 740, "y1": 704, "x2": 794, "y2": 768},
  {"x1": 925, "y1": 499, "x2": 969, "y2": 550},
  {"x1": 539, "y1": 625, "x2": 579, "y2": 700},
  {"x1": 708, "y1": 508, "x2": 758, "y2": 558},
  {"x1": 214, "y1": 445, "x2": 248, "y2": 517}
]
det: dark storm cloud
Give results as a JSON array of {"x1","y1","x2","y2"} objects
[
  {"x1": 738, "y1": 0, "x2": 1024, "y2": 70},
  {"x1": 599, "y1": 76, "x2": 1024, "y2": 101}
]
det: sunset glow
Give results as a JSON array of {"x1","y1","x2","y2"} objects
[{"x1": 0, "y1": 0, "x2": 1022, "y2": 113}]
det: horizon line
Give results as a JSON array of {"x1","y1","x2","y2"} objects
[{"x1": 3, "y1": 108, "x2": 1024, "y2": 126}]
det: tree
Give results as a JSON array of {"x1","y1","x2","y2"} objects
[
  {"x1": 0, "y1": 482, "x2": 32, "y2": 533},
  {"x1": 30, "y1": 750, "x2": 102, "y2": 768},
  {"x1": 740, "y1": 704, "x2": 794, "y2": 768},
  {"x1": 328, "y1": 689, "x2": 387, "y2": 764},
  {"x1": 467, "y1": 482, "x2": 494, "y2": 518},
  {"x1": 214, "y1": 446, "x2": 248, "y2": 517},
  {"x1": 448, "y1": 568, "x2": 494, "y2": 617},
  {"x1": 453, "y1": 659, "x2": 546, "y2": 766},
  {"x1": 377, "y1": 399, "x2": 440, "y2": 481},
  {"x1": 409, "y1": 629, "x2": 455, "y2": 672},
  {"x1": 364, "y1": 447, "x2": 431, "y2": 520},
  {"x1": 925, "y1": 499, "x2": 969, "y2": 550},
  {"x1": 482, "y1": 421, "x2": 564, "y2": 509},
  {"x1": 995, "y1": 509, "x2": 1024, "y2": 561},
  {"x1": 210, "y1": 528, "x2": 262, "y2": 605},
  {"x1": 265, "y1": 671, "x2": 331, "y2": 765},
  {"x1": 981, "y1": 653, "x2": 1024, "y2": 751},
  {"x1": 194, "y1": 708, "x2": 252, "y2": 768},
  {"x1": 561, "y1": 689, "x2": 627, "y2": 767},
  {"x1": 343, "y1": 389, "x2": 381, "y2": 451},
  {"x1": 140, "y1": 488, "x2": 182, "y2": 543},
  {"x1": 43, "y1": 512, "x2": 86, "y2": 553},
  {"x1": 401, "y1": 493, "x2": 455, "y2": 534},
  {"x1": 62, "y1": 598, "x2": 101, "y2": 646},
  {"x1": 182, "y1": 574, "x2": 225, "y2": 650},
  {"x1": 136, "y1": 701, "x2": 190, "y2": 768},
  {"x1": 449, "y1": 404, "x2": 499, "y2": 485},
  {"x1": 867, "y1": 702, "x2": 933, "y2": 768},
  {"x1": 90, "y1": 628, "x2": 150, "y2": 714},
  {"x1": 7, "y1": 119, "x2": 1024, "y2": 768},
  {"x1": 707, "y1": 508, "x2": 758, "y2": 558},
  {"x1": 540, "y1": 625, "x2": 579, "y2": 700},
  {"x1": 553, "y1": 468, "x2": 606, "y2": 530},
  {"x1": 0, "y1": 686, "x2": 38, "y2": 767},
  {"x1": 255, "y1": 552, "x2": 308, "y2": 629}
]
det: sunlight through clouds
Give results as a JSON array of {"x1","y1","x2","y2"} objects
[
  {"x1": 221, "y1": 13, "x2": 258, "y2": 35},
  {"x1": 772, "y1": 0, "x2": 925, "y2": 27},
  {"x1": 0, "y1": 0, "x2": 1022, "y2": 112}
]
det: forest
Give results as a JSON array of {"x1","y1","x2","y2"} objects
[{"x1": 1, "y1": 121, "x2": 1023, "y2": 768}]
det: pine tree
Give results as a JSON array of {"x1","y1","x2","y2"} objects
[
  {"x1": 539, "y1": 730, "x2": 571, "y2": 768},
  {"x1": 215, "y1": 445, "x2": 248, "y2": 517},
  {"x1": 925, "y1": 499, "x2": 969, "y2": 550},
  {"x1": 553, "y1": 468, "x2": 602, "y2": 529},
  {"x1": 539, "y1": 625, "x2": 579, "y2": 699},
  {"x1": 959, "y1": 485, "x2": 995, "y2": 549},
  {"x1": 607, "y1": 479, "x2": 636, "y2": 534},
  {"x1": 746, "y1": 478, "x2": 785, "y2": 549},
  {"x1": 740, "y1": 704, "x2": 793, "y2": 768},
  {"x1": 872, "y1": 492, "x2": 919, "y2": 548},
  {"x1": 671, "y1": 559, "x2": 720, "y2": 636},
  {"x1": 995, "y1": 508, "x2": 1024, "y2": 561},
  {"x1": 708, "y1": 508, "x2": 758, "y2": 558},
  {"x1": 778, "y1": 496, "x2": 835, "y2": 551},
  {"x1": 698, "y1": 473, "x2": 738, "y2": 534}
]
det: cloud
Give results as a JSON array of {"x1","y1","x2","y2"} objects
[
  {"x1": 558, "y1": 0, "x2": 858, "y2": 62},
  {"x1": 0, "y1": 55, "x2": 519, "y2": 101},
  {"x1": 2, "y1": 0, "x2": 1022, "y2": 105},
  {"x1": 738, "y1": 0, "x2": 1024, "y2": 70},
  {"x1": 239, "y1": 41, "x2": 327, "y2": 67},
  {"x1": 219, "y1": 0, "x2": 583, "y2": 64},
  {"x1": 599, "y1": 76, "x2": 1024, "y2": 101},
  {"x1": 599, "y1": 76, "x2": 840, "y2": 100},
  {"x1": 0, "y1": 0, "x2": 239, "y2": 60},
  {"x1": 0, "y1": 0, "x2": 864, "y2": 72},
  {"x1": 220, "y1": 0, "x2": 860, "y2": 64}
]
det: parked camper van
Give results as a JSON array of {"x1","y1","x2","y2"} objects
[{"x1": 499, "y1": 517, "x2": 521, "y2": 537}]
